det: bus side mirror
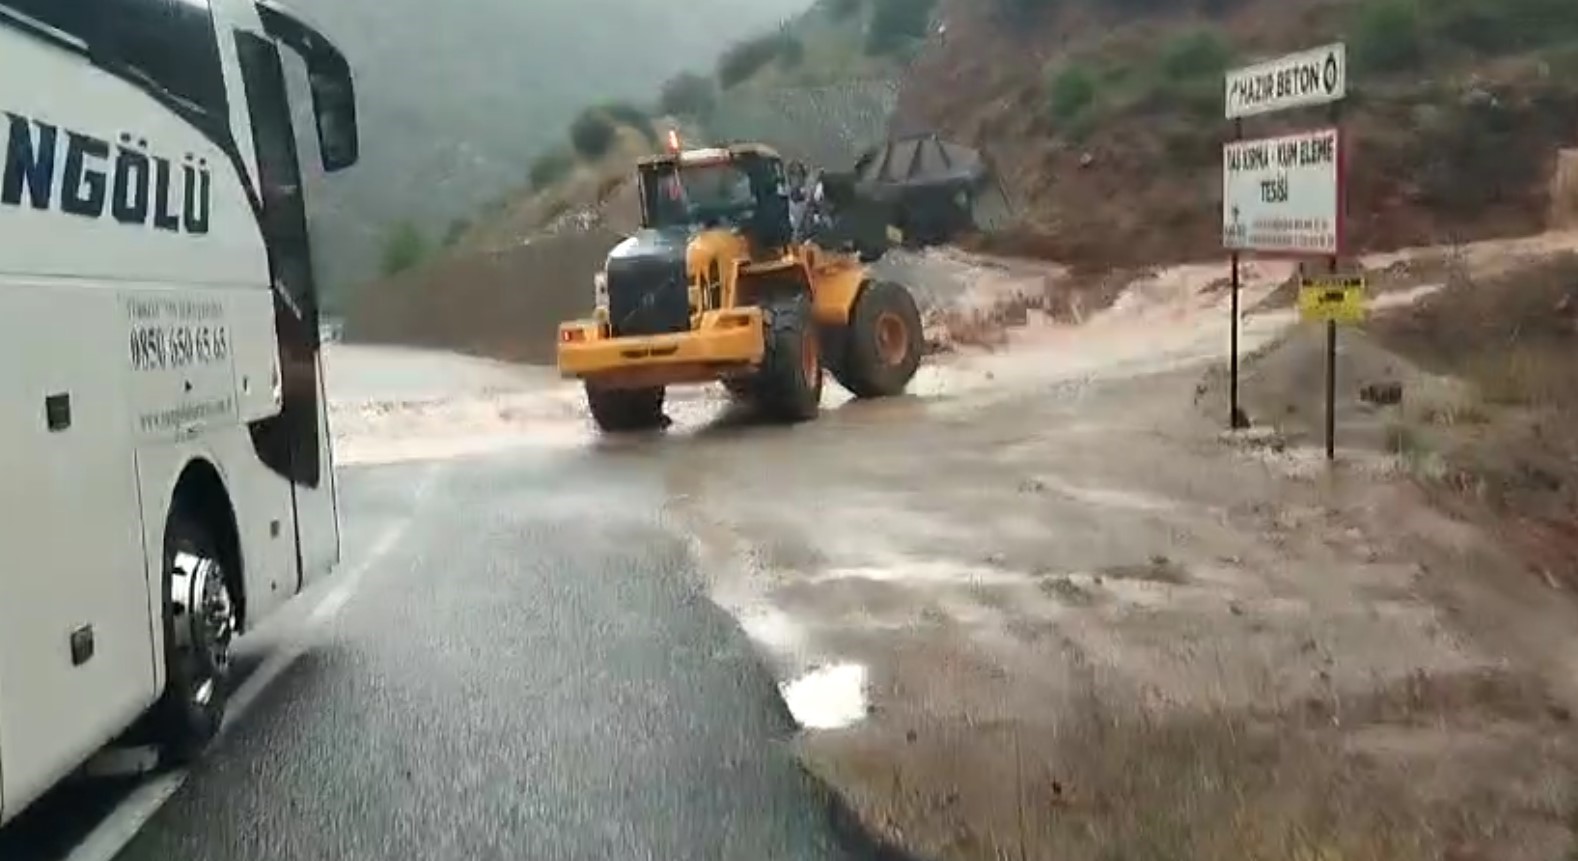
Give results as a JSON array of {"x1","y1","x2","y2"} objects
[
  {"x1": 258, "y1": 1, "x2": 360, "y2": 172},
  {"x1": 308, "y1": 64, "x2": 358, "y2": 172}
]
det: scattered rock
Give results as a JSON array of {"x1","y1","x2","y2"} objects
[{"x1": 1018, "y1": 477, "x2": 1047, "y2": 493}]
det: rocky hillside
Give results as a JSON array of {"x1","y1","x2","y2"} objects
[
  {"x1": 346, "y1": 0, "x2": 1578, "y2": 358},
  {"x1": 899, "y1": 0, "x2": 1578, "y2": 267}
]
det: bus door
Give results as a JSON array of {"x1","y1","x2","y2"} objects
[{"x1": 235, "y1": 29, "x2": 339, "y2": 588}]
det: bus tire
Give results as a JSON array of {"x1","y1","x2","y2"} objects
[{"x1": 150, "y1": 506, "x2": 238, "y2": 765}]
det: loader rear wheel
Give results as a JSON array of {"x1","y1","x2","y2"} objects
[
  {"x1": 831, "y1": 280, "x2": 923, "y2": 398},
  {"x1": 752, "y1": 292, "x2": 822, "y2": 423},
  {"x1": 585, "y1": 384, "x2": 667, "y2": 433}
]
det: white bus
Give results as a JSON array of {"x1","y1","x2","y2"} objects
[{"x1": 0, "y1": 0, "x2": 358, "y2": 826}]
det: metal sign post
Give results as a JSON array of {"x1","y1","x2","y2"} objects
[
  {"x1": 1298, "y1": 272, "x2": 1366, "y2": 458},
  {"x1": 1221, "y1": 43, "x2": 1349, "y2": 458}
]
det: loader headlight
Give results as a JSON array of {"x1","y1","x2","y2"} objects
[{"x1": 593, "y1": 271, "x2": 608, "y2": 309}]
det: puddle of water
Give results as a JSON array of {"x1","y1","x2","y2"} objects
[
  {"x1": 779, "y1": 663, "x2": 869, "y2": 730},
  {"x1": 733, "y1": 603, "x2": 808, "y2": 654},
  {"x1": 808, "y1": 559, "x2": 1026, "y2": 587}
]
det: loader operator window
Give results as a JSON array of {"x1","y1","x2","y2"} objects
[{"x1": 645, "y1": 162, "x2": 755, "y2": 229}]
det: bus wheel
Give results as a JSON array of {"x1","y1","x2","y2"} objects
[{"x1": 152, "y1": 508, "x2": 237, "y2": 765}]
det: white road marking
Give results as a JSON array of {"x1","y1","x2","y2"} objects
[{"x1": 60, "y1": 463, "x2": 442, "y2": 861}]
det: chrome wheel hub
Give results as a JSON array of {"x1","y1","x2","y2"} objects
[{"x1": 171, "y1": 549, "x2": 235, "y2": 707}]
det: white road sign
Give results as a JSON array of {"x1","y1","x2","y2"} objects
[
  {"x1": 1222, "y1": 127, "x2": 1342, "y2": 255},
  {"x1": 1225, "y1": 43, "x2": 1346, "y2": 119}
]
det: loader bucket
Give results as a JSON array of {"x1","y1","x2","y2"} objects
[
  {"x1": 848, "y1": 133, "x2": 1012, "y2": 248},
  {"x1": 808, "y1": 170, "x2": 896, "y2": 262}
]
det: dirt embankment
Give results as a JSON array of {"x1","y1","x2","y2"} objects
[{"x1": 342, "y1": 228, "x2": 620, "y2": 365}]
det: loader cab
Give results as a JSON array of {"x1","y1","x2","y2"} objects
[{"x1": 636, "y1": 144, "x2": 793, "y2": 253}]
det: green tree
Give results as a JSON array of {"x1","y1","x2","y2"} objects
[
  {"x1": 1048, "y1": 64, "x2": 1097, "y2": 123},
  {"x1": 379, "y1": 220, "x2": 429, "y2": 278},
  {"x1": 866, "y1": 0, "x2": 936, "y2": 55},
  {"x1": 718, "y1": 33, "x2": 787, "y2": 87},
  {"x1": 825, "y1": 0, "x2": 861, "y2": 21},
  {"x1": 601, "y1": 102, "x2": 657, "y2": 144},
  {"x1": 659, "y1": 72, "x2": 717, "y2": 119},
  {"x1": 1352, "y1": 0, "x2": 1424, "y2": 72},
  {"x1": 569, "y1": 108, "x2": 618, "y2": 159},
  {"x1": 1159, "y1": 29, "x2": 1232, "y2": 81}
]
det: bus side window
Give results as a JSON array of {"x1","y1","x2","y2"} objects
[
  {"x1": 1, "y1": 0, "x2": 92, "y2": 43},
  {"x1": 97, "y1": 0, "x2": 229, "y2": 122}
]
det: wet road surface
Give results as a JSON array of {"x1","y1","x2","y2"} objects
[{"x1": 2, "y1": 449, "x2": 887, "y2": 861}]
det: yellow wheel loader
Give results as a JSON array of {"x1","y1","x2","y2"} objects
[{"x1": 555, "y1": 138, "x2": 925, "y2": 432}]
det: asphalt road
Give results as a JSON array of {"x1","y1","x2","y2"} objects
[{"x1": 2, "y1": 446, "x2": 893, "y2": 861}]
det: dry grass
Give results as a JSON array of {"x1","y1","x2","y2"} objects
[
  {"x1": 1368, "y1": 253, "x2": 1578, "y2": 409},
  {"x1": 805, "y1": 667, "x2": 1574, "y2": 861},
  {"x1": 1363, "y1": 252, "x2": 1578, "y2": 586}
]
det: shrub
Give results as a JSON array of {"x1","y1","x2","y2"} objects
[
  {"x1": 442, "y1": 217, "x2": 470, "y2": 248},
  {"x1": 378, "y1": 220, "x2": 428, "y2": 278},
  {"x1": 1159, "y1": 29, "x2": 1232, "y2": 81},
  {"x1": 718, "y1": 33, "x2": 787, "y2": 87},
  {"x1": 569, "y1": 109, "x2": 617, "y2": 159},
  {"x1": 866, "y1": 0, "x2": 936, "y2": 55},
  {"x1": 825, "y1": 0, "x2": 861, "y2": 20},
  {"x1": 779, "y1": 31, "x2": 806, "y2": 67},
  {"x1": 995, "y1": 0, "x2": 1060, "y2": 25},
  {"x1": 601, "y1": 102, "x2": 657, "y2": 144},
  {"x1": 658, "y1": 72, "x2": 716, "y2": 119},
  {"x1": 1048, "y1": 64, "x2": 1098, "y2": 124},
  {"x1": 529, "y1": 148, "x2": 573, "y2": 191},
  {"x1": 1423, "y1": 0, "x2": 1578, "y2": 56},
  {"x1": 1351, "y1": 0, "x2": 1424, "y2": 72}
]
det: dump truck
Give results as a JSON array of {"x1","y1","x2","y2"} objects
[{"x1": 556, "y1": 136, "x2": 926, "y2": 432}]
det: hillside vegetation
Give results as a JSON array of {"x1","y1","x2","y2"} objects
[
  {"x1": 431, "y1": 0, "x2": 932, "y2": 254},
  {"x1": 429, "y1": 0, "x2": 1578, "y2": 271},
  {"x1": 298, "y1": 0, "x2": 812, "y2": 300},
  {"x1": 899, "y1": 0, "x2": 1578, "y2": 266}
]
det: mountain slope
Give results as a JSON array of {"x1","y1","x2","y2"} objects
[{"x1": 299, "y1": 0, "x2": 813, "y2": 297}]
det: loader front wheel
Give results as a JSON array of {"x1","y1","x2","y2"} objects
[
  {"x1": 832, "y1": 280, "x2": 923, "y2": 398},
  {"x1": 752, "y1": 292, "x2": 822, "y2": 423},
  {"x1": 585, "y1": 384, "x2": 667, "y2": 433}
]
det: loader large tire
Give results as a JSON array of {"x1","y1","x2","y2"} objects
[
  {"x1": 585, "y1": 384, "x2": 667, "y2": 433},
  {"x1": 752, "y1": 292, "x2": 822, "y2": 423},
  {"x1": 830, "y1": 280, "x2": 923, "y2": 398}
]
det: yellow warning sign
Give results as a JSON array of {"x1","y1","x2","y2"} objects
[{"x1": 1297, "y1": 275, "x2": 1366, "y2": 324}]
